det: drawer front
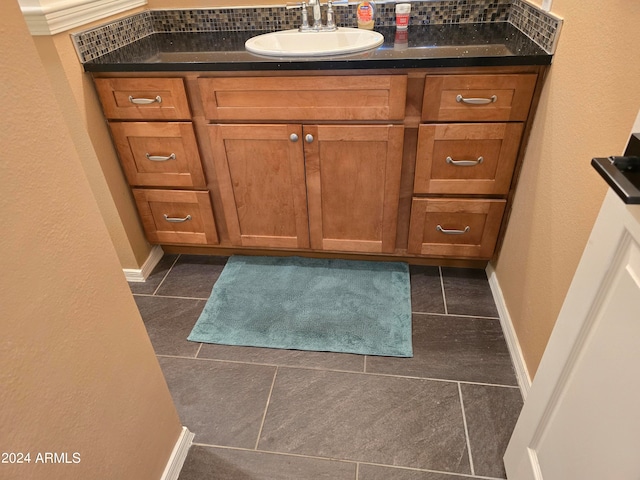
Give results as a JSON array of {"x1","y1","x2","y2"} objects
[
  {"x1": 133, "y1": 189, "x2": 218, "y2": 245},
  {"x1": 414, "y1": 123, "x2": 524, "y2": 195},
  {"x1": 94, "y1": 78, "x2": 191, "y2": 120},
  {"x1": 422, "y1": 74, "x2": 537, "y2": 122},
  {"x1": 198, "y1": 75, "x2": 407, "y2": 121},
  {"x1": 407, "y1": 198, "x2": 506, "y2": 258},
  {"x1": 110, "y1": 122, "x2": 205, "y2": 188}
]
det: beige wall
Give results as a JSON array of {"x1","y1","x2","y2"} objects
[
  {"x1": 0, "y1": 1, "x2": 182, "y2": 478},
  {"x1": 33, "y1": 7, "x2": 152, "y2": 270},
  {"x1": 494, "y1": 1, "x2": 640, "y2": 379},
  {"x1": 33, "y1": 42, "x2": 148, "y2": 269}
]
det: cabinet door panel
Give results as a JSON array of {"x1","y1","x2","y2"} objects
[
  {"x1": 208, "y1": 124, "x2": 310, "y2": 249},
  {"x1": 305, "y1": 125, "x2": 404, "y2": 253},
  {"x1": 414, "y1": 123, "x2": 523, "y2": 195},
  {"x1": 422, "y1": 74, "x2": 537, "y2": 122},
  {"x1": 133, "y1": 189, "x2": 218, "y2": 245},
  {"x1": 94, "y1": 78, "x2": 191, "y2": 120},
  {"x1": 110, "y1": 122, "x2": 205, "y2": 188},
  {"x1": 199, "y1": 76, "x2": 407, "y2": 121},
  {"x1": 407, "y1": 198, "x2": 505, "y2": 258}
]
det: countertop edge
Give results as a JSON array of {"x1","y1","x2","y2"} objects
[{"x1": 83, "y1": 54, "x2": 552, "y2": 73}]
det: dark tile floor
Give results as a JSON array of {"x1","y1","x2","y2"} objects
[{"x1": 131, "y1": 254, "x2": 522, "y2": 480}]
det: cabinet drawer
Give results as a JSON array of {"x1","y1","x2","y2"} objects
[
  {"x1": 110, "y1": 122, "x2": 205, "y2": 188},
  {"x1": 94, "y1": 78, "x2": 191, "y2": 120},
  {"x1": 407, "y1": 198, "x2": 506, "y2": 258},
  {"x1": 414, "y1": 123, "x2": 524, "y2": 195},
  {"x1": 422, "y1": 74, "x2": 537, "y2": 122},
  {"x1": 133, "y1": 189, "x2": 218, "y2": 245},
  {"x1": 198, "y1": 75, "x2": 407, "y2": 121}
]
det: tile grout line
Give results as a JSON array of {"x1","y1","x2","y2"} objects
[
  {"x1": 439, "y1": 266, "x2": 449, "y2": 315},
  {"x1": 254, "y1": 366, "x2": 278, "y2": 451},
  {"x1": 191, "y1": 441, "x2": 505, "y2": 479},
  {"x1": 154, "y1": 354, "x2": 520, "y2": 388},
  {"x1": 194, "y1": 343, "x2": 204, "y2": 358},
  {"x1": 355, "y1": 462, "x2": 359, "y2": 480},
  {"x1": 133, "y1": 293, "x2": 209, "y2": 301},
  {"x1": 458, "y1": 382, "x2": 475, "y2": 476},
  {"x1": 411, "y1": 311, "x2": 501, "y2": 321},
  {"x1": 151, "y1": 253, "x2": 181, "y2": 296}
]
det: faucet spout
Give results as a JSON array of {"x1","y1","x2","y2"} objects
[{"x1": 308, "y1": 0, "x2": 323, "y2": 29}]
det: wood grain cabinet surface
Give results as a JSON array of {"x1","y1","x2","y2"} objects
[
  {"x1": 409, "y1": 70, "x2": 539, "y2": 259},
  {"x1": 407, "y1": 198, "x2": 506, "y2": 258},
  {"x1": 422, "y1": 73, "x2": 537, "y2": 122},
  {"x1": 95, "y1": 77, "x2": 192, "y2": 120},
  {"x1": 414, "y1": 122, "x2": 524, "y2": 195},
  {"x1": 110, "y1": 122, "x2": 206, "y2": 188},
  {"x1": 95, "y1": 76, "x2": 218, "y2": 245},
  {"x1": 93, "y1": 66, "x2": 545, "y2": 263},
  {"x1": 198, "y1": 75, "x2": 407, "y2": 121},
  {"x1": 208, "y1": 123, "x2": 310, "y2": 250},
  {"x1": 133, "y1": 189, "x2": 218, "y2": 245},
  {"x1": 208, "y1": 123, "x2": 403, "y2": 254}
]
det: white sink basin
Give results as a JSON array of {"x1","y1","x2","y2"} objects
[{"x1": 245, "y1": 28, "x2": 384, "y2": 57}]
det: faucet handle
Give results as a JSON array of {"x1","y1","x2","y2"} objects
[
  {"x1": 325, "y1": 0, "x2": 348, "y2": 30},
  {"x1": 286, "y1": 1, "x2": 312, "y2": 31}
]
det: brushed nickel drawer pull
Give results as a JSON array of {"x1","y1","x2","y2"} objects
[
  {"x1": 290, "y1": 133, "x2": 299, "y2": 142},
  {"x1": 163, "y1": 214, "x2": 192, "y2": 223},
  {"x1": 456, "y1": 94, "x2": 497, "y2": 105},
  {"x1": 146, "y1": 153, "x2": 176, "y2": 162},
  {"x1": 446, "y1": 156, "x2": 484, "y2": 166},
  {"x1": 128, "y1": 95, "x2": 162, "y2": 105},
  {"x1": 436, "y1": 225, "x2": 470, "y2": 235}
]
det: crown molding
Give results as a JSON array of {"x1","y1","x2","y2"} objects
[{"x1": 19, "y1": 0, "x2": 147, "y2": 36}]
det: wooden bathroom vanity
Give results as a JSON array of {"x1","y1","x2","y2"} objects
[{"x1": 86, "y1": 25, "x2": 551, "y2": 266}]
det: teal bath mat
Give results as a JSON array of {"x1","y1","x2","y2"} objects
[{"x1": 188, "y1": 255, "x2": 413, "y2": 357}]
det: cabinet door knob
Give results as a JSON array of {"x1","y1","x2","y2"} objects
[
  {"x1": 305, "y1": 134, "x2": 314, "y2": 143},
  {"x1": 290, "y1": 133, "x2": 299, "y2": 142},
  {"x1": 436, "y1": 225, "x2": 470, "y2": 235}
]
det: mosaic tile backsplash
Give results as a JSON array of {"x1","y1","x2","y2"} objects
[
  {"x1": 510, "y1": 0, "x2": 561, "y2": 53},
  {"x1": 72, "y1": 0, "x2": 562, "y2": 63}
]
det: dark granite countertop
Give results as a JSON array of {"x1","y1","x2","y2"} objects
[{"x1": 83, "y1": 22, "x2": 551, "y2": 72}]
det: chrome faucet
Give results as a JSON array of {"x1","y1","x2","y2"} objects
[
  {"x1": 309, "y1": 0, "x2": 323, "y2": 30},
  {"x1": 287, "y1": 0, "x2": 346, "y2": 32}
]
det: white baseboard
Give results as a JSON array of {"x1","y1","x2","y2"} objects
[
  {"x1": 123, "y1": 245, "x2": 164, "y2": 282},
  {"x1": 486, "y1": 263, "x2": 532, "y2": 399},
  {"x1": 160, "y1": 427, "x2": 194, "y2": 480}
]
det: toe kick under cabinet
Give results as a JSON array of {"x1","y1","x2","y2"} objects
[{"x1": 93, "y1": 66, "x2": 545, "y2": 264}]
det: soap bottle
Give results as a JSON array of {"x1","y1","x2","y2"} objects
[{"x1": 356, "y1": 1, "x2": 375, "y2": 30}]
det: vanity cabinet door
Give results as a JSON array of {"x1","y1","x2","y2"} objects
[
  {"x1": 208, "y1": 124, "x2": 310, "y2": 249},
  {"x1": 304, "y1": 124, "x2": 404, "y2": 253}
]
